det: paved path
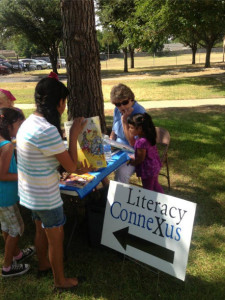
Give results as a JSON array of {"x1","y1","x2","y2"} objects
[{"x1": 17, "y1": 98, "x2": 225, "y2": 110}]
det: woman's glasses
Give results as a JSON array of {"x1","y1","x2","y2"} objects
[{"x1": 115, "y1": 99, "x2": 131, "y2": 107}]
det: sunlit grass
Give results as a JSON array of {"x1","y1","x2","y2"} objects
[
  {"x1": 102, "y1": 77, "x2": 225, "y2": 101},
  {"x1": 100, "y1": 52, "x2": 225, "y2": 70},
  {"x1": 1, "y1": 53, "x2": 225, "y2": 105},
  {"x1": 2, "y1": 76, "x2": 225, "y2": 105}
]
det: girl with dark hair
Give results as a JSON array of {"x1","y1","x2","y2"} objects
[
  {"x1": 16, "y1": 73, "x2": 88, "y2": 290},
  {"x1": 128, "y1": 113, "x2": 164, "y2": 193},
  {"x1": 0, "y1": 108, "x2": 35, "y2": 278}
]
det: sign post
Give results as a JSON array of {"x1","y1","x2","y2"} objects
[{"x1": 101, "y1": 181, "x2": 197, "y2": 281}]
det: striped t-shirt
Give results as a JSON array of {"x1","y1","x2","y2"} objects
[{"x1": 17, "y1": 114, "x2": 66, "y2": 210}]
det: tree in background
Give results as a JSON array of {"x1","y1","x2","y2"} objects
[
  {"x1": 0, "y1": 0, "x2": 62, "y2": 73},
  {"x1": 97, "y1": 29, "x2": 120, "y2": 55},
  {"x1": 96, "y1": 0, "x2": 136, "y2": 72},
  {"x1": 3, "y1": 34, "x2": 41, "y2": 58},
  {"x1": 135, "y1": 0, "x2": 225, "y2": 68},
  {"x1": 60, "y1": 0, "x2": 106, "y2": 131},
  {"x1": 194, "y1": 0, "x2": 225, "y2": 67},
  {"x1": 160, "y1": 0, "x2": 200, "y2": 65}
]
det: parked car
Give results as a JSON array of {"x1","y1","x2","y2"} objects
[
  {"x1": 100, "y1": 53, "x2": 107, "y2": 61},
  {"x1": 33, "y1": 57, "x2": 52, "y2": 68},
  {"x1": 34, "y1": 59, "x2": 48, "y2": 69},
  {"x1": 8, "y1": 60, "x2": 26, "y2": 72},
  {"x1": 37, "y1": 59, "x2": 51, "y2": 69},
  {"x1": 0, "y1": 60, "x2": 13, "y2": 72},
  {"x1": 58, "y1": 58, "x2": 66, "y2": 68},
  {"x1": 0, "y1": 64, "x2": 12, "y2": 75},
  {"x1": 19, "y1": 59, "x2": 46, "y2": 70}
]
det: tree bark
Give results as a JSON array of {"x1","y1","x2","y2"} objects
[
  {"x1": 48, "y1": 45, "x2": 59, "y2": 74},
  {"x1": 123, "y1": 47, "x2": 128, "y2": 72},
  {"x1": 205, "y1": 46, "x2": 212, "y2": 68},
  {"x1": 129, "y1": 46, "x2": 134, "y2": 68},
  {"x1": 60, "y1": 0, "x2": 106, "y2": 132},
  {"x1": 191, "y1": 46, "x2": 197, "y2": 65}
]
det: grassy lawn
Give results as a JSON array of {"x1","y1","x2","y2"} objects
[
  {"x1": 0, "y1": 106, "x2": 224, "y2": 300},
  {"x1": 1, "y1": 76, "x2": 225, "y2": 104},
  {"x1": 1, "y1": 54, "x2": 225, "y2": 104}
]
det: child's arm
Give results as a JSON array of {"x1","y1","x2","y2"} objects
[
  {"x1": 55, "y1": 117, "x2": 91, "y2": 174},
  {"x1": 109, "y1": 130, "x2": 117, "y2": 140},
  {"x1": 130, "y1": 148, "x2": 146, "y2": 166},
  {"x1": 121, "y1": 107, "x2": 135, "y2": 146},
  {"x1": 0, "y1": 143, "x2": 18, "y2": 181}
]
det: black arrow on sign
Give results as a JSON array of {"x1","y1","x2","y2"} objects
[{"x1": 113, "y1": 227, "x2": 174, "y2": 264}]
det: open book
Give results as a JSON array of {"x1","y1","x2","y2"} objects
[
  {"x1": 103, "y1": 137, "x2": 135, "y2": 153},
  {"x1": 64, "y1": 116, "x2": 107, "y2": 169},
  {"x1": 60, "y1": 172, "x2": 95, "y2": 189}
]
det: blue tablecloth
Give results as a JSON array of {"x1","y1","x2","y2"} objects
[{"x1": 59, "y1": 151, "x2": 130, "y2": 199}]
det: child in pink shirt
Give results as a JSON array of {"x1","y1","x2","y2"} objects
[{"x1": 128, "y1": 113, "x2": 164, "y2": 193}]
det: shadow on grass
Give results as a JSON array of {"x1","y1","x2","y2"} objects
[{"x1": 155, "y1": 76, "x2": 225, "y2": 93}]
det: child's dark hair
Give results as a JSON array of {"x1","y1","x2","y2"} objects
[
  {"x1": 0, "y1": 108, "x2": 24, "y2": 141},
  {"x1": 128, "y1": 113, "x2": 157, "y2": 145},
  {"x1": 35, "y1": 77, "x2": 69, "y2": 136}
]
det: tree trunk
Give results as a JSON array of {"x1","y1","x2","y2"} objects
[
  {"x1": 191, "y1": 47, "x2": 197, "y2": 65},
  {"x1": 129, "y1": 46, "x2": 134, "y2": 68},
  {"x1": 48, "y1": 45, "x2": 58, "y2": 74},
  {"x1": 60, "y1": 0, "x2": 106, "y2": 132},
  {"x1": 205, "y1": 46, "x2": 212, "y2": 68},
  {"x1": 123, "y1": 47, "x2": 128, "y2": 72}
]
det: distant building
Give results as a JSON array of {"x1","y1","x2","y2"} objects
[
  {"x1": 163, "y1": 43, "x2": 190, "y2": 52},
  {"x1": 0, "y1": 50, "x2": 17, "y2": 58}
]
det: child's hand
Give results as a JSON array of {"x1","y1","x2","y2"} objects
[
  {"x1": 122, "y1": 107, "x2": 134, "y2": 119},
  {"x1": 70, "y1": 117, "x2": 87, "y2": 137},
  {"x1": 76, "y1": 159, "x2": 93, "y2": 174}
]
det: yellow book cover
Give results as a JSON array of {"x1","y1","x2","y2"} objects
[{"x1": 64, "y1": 116, "x2": 107, "y2": 169}]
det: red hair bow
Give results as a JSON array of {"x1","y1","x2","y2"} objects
[{"x1": 48, "y1": 72, "x2": 59, "y2": 81}]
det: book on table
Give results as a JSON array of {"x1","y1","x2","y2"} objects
[
  {"x1": 64, "y1": 116, "x2": 107, "y2": 169},
  {"x1": 103, "y1": 136, "x2": 135, "y2": 153},
  {"x1": 60, "y1": 172, "x2": 95, "y2": 189}
]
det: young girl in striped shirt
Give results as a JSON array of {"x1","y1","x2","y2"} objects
[{"x1": 17, "y1": 73, "x2": 89, "y2": 290}]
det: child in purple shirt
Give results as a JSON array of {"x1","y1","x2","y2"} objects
[{"x1": 128, "y1": 113, "x2": 164, "y2": 193}]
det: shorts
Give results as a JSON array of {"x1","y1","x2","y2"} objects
[
  {"x1": 32, "y1": 206, "x2": 66, "y2": 229},
  {"x1": 0, "y1": 204, "x2": 24, "y2": 237}
]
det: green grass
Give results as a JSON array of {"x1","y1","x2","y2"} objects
[
  {"x1": 1, "y1": 106, "x2": 224, "y2": 300},
  {"x1": 1, "y1": 76, "x2": 225, "y2": 105},
  {"x1": 1, "y1": 54, "x2": 225, "y2": 104},
  {"x1": 23, "y1": 109, "x2": 68, "y2": 127},
  {"x1": 100, "y1": 52, "x2": 225, "y2": 70},
  {"x1": 102, "y1": 77, "x2": 225, "y2": 101}
]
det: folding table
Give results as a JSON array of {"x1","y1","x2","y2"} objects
[{"x1": 60, "y1": 150, "x2": 130, "y2": 255}]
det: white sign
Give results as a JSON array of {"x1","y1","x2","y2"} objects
[{"x1": 101, "y1": 181, "x2": 197, "y2": 281}]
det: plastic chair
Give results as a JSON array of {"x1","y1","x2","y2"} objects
[{"x1": 155, "y1": 127, "x2": 171, "y2": 190}]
